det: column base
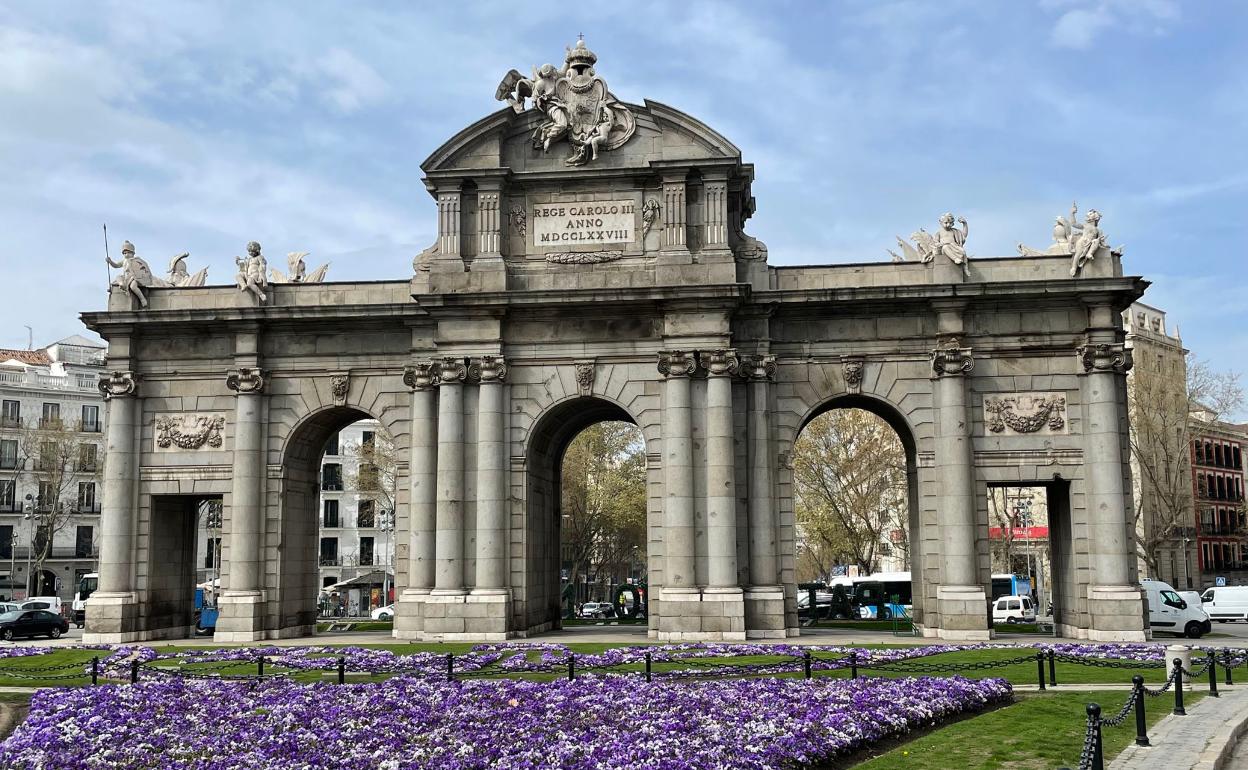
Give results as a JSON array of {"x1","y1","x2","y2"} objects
[
  {"x1": 1086, "y1": 585, "x2": 1147, "y2": 642},
  {"x1": 934, "y1": 585, "x2": 993, "y2": 641},
  {"x1": 83, "y1": 592, "x2": 142, "y2": 643},
  {"x1": 655, "y1": 587, "x2": 746, "y2": 641},
  {"x1": 213, "y1": 591, "x2": 267, "y2": 643},
  {"x1": 744, "y1": 586, "x2": 786, "y2": 639},
  {"x1": 393, "y1": 588, "x2": 431, "y2": 639},
  {"x1": 413, "y1": 591, "x2": 514, "y2": 641}
]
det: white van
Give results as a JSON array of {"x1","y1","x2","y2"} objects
[
  {"x1": 1142, "y1": 579, "x2": 1211, "y2": 638},
  {"x1": 1201, "y1": 586, "x2": 1248, "y2": 622},
  {"x1": 991, "y1": 595, "x2": 1036, "y2": 624}
]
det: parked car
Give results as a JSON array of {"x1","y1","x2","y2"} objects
[
  {"x1": 1201, "y1": 585, "x2": 1248, "y2": 622},
  {"x1": 579, "y1": 602, "x2": 614, "y2": 619},
  {"x1": 0, "y1": 603, "x2": 19, "y2": 615},
  {"x1": 0, "y1": 610, "x2": 70, "y2": 640},
  {"x1": 1143, "y1": 579, "x2": 1211, "y2": 638},
  {"x1": 1179, "y1": 591, "x2": 1204, "y2": 610},
  {"x1": 371, "y1": 604, "x2": 395, "y2": 621},
  {"x1": 20, "y1": 597, "x2": 63, "y2": 616},
  {"x1": 990, "y1": 595, "x2": 1037, "y2": 624}
]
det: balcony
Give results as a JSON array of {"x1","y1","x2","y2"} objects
[
  {"x1": 1199, "y1": 524, "x2": 1248, "y2": 538},
  {"x1": 319, "y1": 556, "x2": 341, "y2": 567},
  {"x1": 4, "y1": 546, "x2": 98, "y2": 560},
  {"x1": 37, "y1": 419, "x2": 63, "y2": 430},
  {"x1": 80, "y1": 423, "x2": 101, "y2": 434},
  {"x1": 0, "y1": 370, "x2": 98, "y2": 394},
  {"x1": 0, "y1": 417, "x2": 20, "y2": 429}
]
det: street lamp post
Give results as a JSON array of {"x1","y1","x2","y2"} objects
[
  {"x1": 7, "y1": 533, "x2": 16, "y2": 602},
  {"x1": 22, "y1": 494, "x2": 35, "y2": 600},
  {"x1": 380, "y1": 509, "x2": 394, "y2": 605},
  {"x1": 1181, "y1": 537, "x2": 1192, "y2": 590}
]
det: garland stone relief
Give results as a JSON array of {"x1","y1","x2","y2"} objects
[
  {"x1": 495, "y1": 38, "x2": 637, "y2": 167},
  {"x1": 983, "y1": 394, "x2": 1067, "y2": 435},
  {"x1": 154, "y1": 414, "x2": 226, "y2": 451}
]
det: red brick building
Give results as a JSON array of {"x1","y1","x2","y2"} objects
[{"x1": 1190, "y1": 415, "x2": 1248, "y2": 581}]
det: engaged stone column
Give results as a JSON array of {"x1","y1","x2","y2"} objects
[
  {"x1": 930, "y1": 335, "x2": 989, "y2": 640},
  {"x1": 401, "y1": 362, "x2": 438, "y2": 597},
  {"x1": 658, "y1": 351, "x2": 697, "y2": 591},
  {"x1": 743, "y1": 356, "x2": 779, "y2": 588},
  {"x1": 472, "y1": 356, "x2": 508, "y2": 593},
  {"x1": 700, "y1": 349, "x2": 740, "y2": 590},
  {"x1": 95, "y1": 371, "x2": 139, "y2": 596},
  {"x1": 433, "y1": 357, "x2": 468, "y2": 594},
  {"x1": 225, "y1": 368, "x2": 266, "y2": 594}
]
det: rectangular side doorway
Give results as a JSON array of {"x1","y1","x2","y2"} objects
[
  {"x1": 147, "y1": 495, "x2": 220, "y2": 638},
  {"x1": 986, "y1": 482, "x2": 1068, "y2": 638}
]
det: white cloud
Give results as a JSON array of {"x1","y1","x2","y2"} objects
[
  {"x1": 1051, "y1": 7, "x2": 1115, "y2": 49},
  {"x1": 317, "y1": 48, "x2": 389, "y2": 114},
  {"x1": 1048, "y1": 0, "x2": 1181, "y2": 49}
]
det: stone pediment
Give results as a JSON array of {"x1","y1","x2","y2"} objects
[{"x1": 422, "y1": 100, "x2": 741, "y2": 174}]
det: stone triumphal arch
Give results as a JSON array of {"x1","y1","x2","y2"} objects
[{"x1": 83, "y1": 41, "x2": 1147, "y2": 643}]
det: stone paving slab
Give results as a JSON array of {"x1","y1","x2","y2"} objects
[{"x1": 1111, "y1": 684, "x2": 1248, "y2": 770}]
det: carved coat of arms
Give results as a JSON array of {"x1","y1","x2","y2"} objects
[{"x1": 495, "y1": 39, "x2": 636, "y2": 166}]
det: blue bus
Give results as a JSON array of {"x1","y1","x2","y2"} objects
[{"x1": 991, "y1": 573, "x2": 1032, "y2": 601}]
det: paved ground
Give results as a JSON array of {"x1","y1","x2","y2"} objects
[{"x1": 1110, "y1": 683, "x2": 1248, "y2": 770}]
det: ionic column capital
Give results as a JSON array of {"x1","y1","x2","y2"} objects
[
  {"x1": 226, "y1": 367, "x2": 266, "y2": 394},
  {"x1": 403, "y1": 361, "x2": 440, "y2": 390},
  {"x1": 1077, "y1": 342, "x2": 1133, "y2": 375},
  {"x1": 930, "y1": 342, "x2": 974, "y2": 378},
  {"x1": 98, "y1": 370, "x2": 138, "y2": 400},
  {"x1": 699, "y1": 348, "x2": 739, "y2": 377},
  {"x1": 469, "y1": 355, "x2": 507, "y2": 383},
  {"x1": 435, "y1": 356, "x2": 468, "y2": 385},
  {"x1": 739, "y1": 354, "x2": 777, "y2": 382},
  {"x1": 657, "y1": 350, "x2": 698, "y2": 378}
]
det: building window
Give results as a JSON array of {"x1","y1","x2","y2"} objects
[
  {"x1": 1194, "y1": 441, "x2": 1204, "y2": 465},
  {"x1": 37, "y1": 481, "x2": 56, "y2": 510},
  {"x1": 0, "y1": 439, "x2": 18, "y2": 470},
  {"x1": 1197, "y1": 474, "x2": 1207, "y2": 498},
  {"x1": 0, "y1": 400, "x2": 18, "y2": 428},
  {"x1": 0, "y1": 480, "x2": 14, "y2": 511},
  {"x1": 322, "y1": 576, "x2": 338, "y2": 588},
  {"x1": 75, "y1": 526, "x2": 93, "y2": 558},
  {"x1": 323, "y1": 499, "x2": 340, "y2": 528},
  {"x1": 1215, "y1": 444, "x2": 1224, "y2": 467},
  {"x1": 359, "y1": 537, "x2": 374, "y2": 567},
  {"x1": 81, "y1": 405, "x2": 100, "y2": 433},
  {"x1": 0, "y1": 525, "x2": 11, "y2": 559},
  {"x1": 322, "y1": 464, "x2": 342, "y2": 491},
  {"x1": 357, "y1": 499, "x2": 375, "y2": 528},
  {"x1": 78, "y1": 443, "x2": 97, "y2": 472},
  {"x1": 324, "y1": 433, "x2": 340, "y2": 457},
  {"x1": 319, "y1": 538, "x2": 339, "y2": 566},
  {"x1": 34, "y1": 524, "x2": 50, "y2": 558},
  {"x1": 204, "y1": 537, "x2": 221, "y2": 568},
  {"x1": 1236, "y1": 446, "x2": 1243, "y2": 469},
  {"x1": 77, "y1": 482, "x2": 96, "y2": 512},
  {"x1": 362, "y1": 431, "x2": 375, "y2": 448},
  {"x1": 40, "y1": 403, "x2": 60, "y2": 428}
]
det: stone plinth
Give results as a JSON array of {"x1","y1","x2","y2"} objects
[
  {"x1": 743, "y1": 586, "x2": 787, "y2": 640},
  {"x1": 414, "y1": 592, "x2": 512, "y2": 641},
  {"x1": 1086, "y1": 585, "x2": 1148, "y2": 642},
  {"x1": 213, "y1": 591, "x2": 267, "y2": 643},
  {"x1": 82, "y1": 592, "x2": 141, "y2": 644},
  {"x1": 934, "y1": 585, "x2": 992, "y2": 641}
]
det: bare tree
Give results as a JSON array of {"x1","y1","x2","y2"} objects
[
  {"x1": 1130, "y1": 352, "x2": 1243, "y2": 577},
  {"x1": 345, "y1": 427, "x2": 398, "y2": 518},
  {"x1": 15, "y1": 416, "x2": 99, "y2": 596},
  {"x1": 792, "y1": 409, "x2": 908, "y2": 576}
]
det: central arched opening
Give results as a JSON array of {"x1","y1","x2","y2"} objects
[
  {"x1": 792, "y1": 395, "x2": 920, "y2": 628},
  {"x1": 525, "y1": 397, "x2": 647, "y2": 634}
]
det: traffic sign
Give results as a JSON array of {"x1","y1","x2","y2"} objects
[{"x1": 1216, "y1": 576, "x2": 1227, "y2": 587}]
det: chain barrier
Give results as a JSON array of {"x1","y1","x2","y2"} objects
[
  {"x1": 1076, "y1": 705, "x2": 1101, "y2": 770},
  {"x1": 1052, "y1": 653, "x2": 1165, "y2": 670},
  {"x1": 1098, "y1": 689, "x2": 1138, "y2": 729},
  {"x1": 1141, "y1": 664, "x2": 1179, "y2": 697}
]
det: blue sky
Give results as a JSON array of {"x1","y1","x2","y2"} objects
[{"x1": 1, "y1": 1, "x2": 1246, "y2": 379}]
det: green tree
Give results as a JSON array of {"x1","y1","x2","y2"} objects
[
  {"x1": 561, "y1": 421, "x2": 647, "y2": 602},
  {"x1": 792, "y1": 409, "x2": 908, "y2": 579}
]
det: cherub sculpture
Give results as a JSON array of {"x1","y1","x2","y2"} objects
[
  {"x1": 270, "y1": 251, "x2": 329, "y2": 283},
  {"x1": 887, "y1": 214, "x2": 971, "y2": 277},
  {"x1": 234, "y1": 241, "x2": 269, "y2": 303},
  {"x1": 1016, "y1": 202, "x2": 1124, "y2": 277}
]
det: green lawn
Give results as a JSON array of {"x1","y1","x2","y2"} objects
[{"x1": 853, "y1": 690, "x2": 1203, "y2": 770}]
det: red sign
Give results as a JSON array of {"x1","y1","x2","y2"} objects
[{"x1": 988, "y1": 526, "x2": 1049, "y2": 541}]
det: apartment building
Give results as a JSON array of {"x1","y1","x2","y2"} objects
[
  {"x1": 0, "y1": 335, "x2": 106, "y2": 600},
  {"x1": 1189, "y1": 411, "x2": 1248, "y2": 582}
]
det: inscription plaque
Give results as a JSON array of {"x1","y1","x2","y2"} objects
[{"x1": 532, "y1": 200, "x2": 635, "y2": 246}]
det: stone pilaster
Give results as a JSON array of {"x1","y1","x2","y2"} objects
[
  {"x1": 929, "y1": 320, "x2": 990, "y2": 640},
  {"x1": 464, "y1": 355, "x2": 512, "y2": 637},
  {"x1": 740, "y1": 355, "x2": 786, "y2": 638},
  {"x1": 84, "y1": 370, "x2": 140, "y2": 643},
  {"x1": 433, "y1": 185, "x2": 463, "y2": 269},
  {"x1": 432, "y1": 356, "x2": 468, "y2": 596},
  {"x1": 660, "y1": 173, "x2": 688, "y2": 254},
  {"x1": 216, "y1": 366, "x2": 267, "y2": 642},
  {"x1": 699, "y1": 349, "x2": 741, "y2": 591},
  {"x1": 657, "y1": 350, "x2": 697, "y2": 595},
  {"x1": 703, "y1": 174, "x2": 730, "y2": 251},
  {"x1": 1078, "y1": 304, "x2": 1146, "y2": 641},
  {"x1": 395, "y1": 361, "x2": 438, "y2": 639}
]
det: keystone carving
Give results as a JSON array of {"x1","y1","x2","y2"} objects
[
  {"x1": 699, "y1": 349, "x2": 739, "y2": 377},
  {"x1": 330, "y1": 374, "x2": 350, "y2": 405},
  {"x1": 436, "y1": 357, "x2": 469, "y2": 385},
  {"x1": 739, "y1": 354, "x2": 777, "y2": 381},
  {"x1": 841, "y1": 356, "x2": 865, "y2": 394},
  {"x1": 574, "y1": 360, "x2": 595, "y2": 395},
  {"x1": 403, "y1": 361, "x2": 439, "y2": 390},
  {"x1": 1078, "y1": 343, "x2": 1133, "y2": 375},
  {"x1": 657, "y1": 350, "x2": 697, "y2": 378},
  {"x1": 98, "y1": 370, "x2": 138, "y2": 400},
  {"x1": 155, "y1": 414, "x2": 225, "y2": 450},
  {"x1": 469, "y1": 355, "x2": 508, "y2": 383},
  {"x1": 226, "y1": 367, "x2": 266, "y2": 394},
  {"x1": 984, "y1": 394, "x2": 1067, "y2": 435},
  {"x1": 931, "y1": 343, "x2": 975, "y2": 378}
]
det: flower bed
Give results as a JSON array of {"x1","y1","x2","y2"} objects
[{"x1": 0, "y1": 673, "x2": 1011, "y2": 769}]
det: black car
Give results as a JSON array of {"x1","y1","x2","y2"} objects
[{"x1": 0, "y1": 610, "x2": 70, "y2": 640}]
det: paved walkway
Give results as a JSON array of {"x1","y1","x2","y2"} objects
[{"x1": 1110, "y1": 683, "x2": 1248, "y2": 770}]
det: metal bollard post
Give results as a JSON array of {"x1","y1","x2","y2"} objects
[
  {"x1": 446, "y1": 653, "x2": 454, "y2": 682},
  {"x1": 1132, "y1": 675, "x2": 1149, "y2": 746},
  {"x1": 337, "y1": 656, "x2": 346, "y2": 685},
  {"x1": 130, "y1": 659, "x2": 139, "y2": 684},
  {"x1": 568, "y1": 654, "x2": 575, "y2": 681},
  {"x1": 803, "y1": 652, "x2": 812, "y2": 680},
  {"x1": 91, "y1": 656, "x2": 99, "y2": 687},
  {"x1": 1173, "y1": 658, "x2": 1186, "y2": 716},
  {"x1": 849, "y1": 652, "x2": 858, "y2": 680},
  {"x1": 1036, "y1": 652, "x2": 1046, "y2": 691},
  {"x1": 644, "y1": 652, "x2": 652, "y2": 683},
  {"x1": 1225, "y1": 648, "x2": 1234, "y2": 686},
  {"x1": 258, "y1": 655, "x2": 265, "y2": 678},
  {"x1": 1048, "y1": 649, "x2": 1057, "y2": 687},
  {"x1": 1088, "y1": 703, "x2": 1104, "y2": 770},
  {"x1": 1209, "y1": 650, "x2": 1219, "y2": 697}
]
